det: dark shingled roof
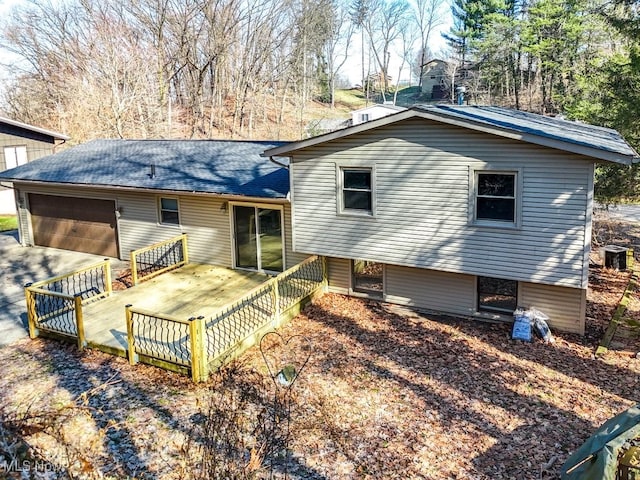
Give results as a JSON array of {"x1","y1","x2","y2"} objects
[
  {"x1": 0, "y1": 139, "x2": 291, "y2": 199},
  {"x1": 263, "y1": 105, "x2": 638, "y2": 164},
  {"x1": 414, "y1": 105, "x2": 638, "y2": 159}
]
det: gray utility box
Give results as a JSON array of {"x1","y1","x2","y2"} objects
[{"x1": 602, "y1": 245, "x2": 629, "y2": 271}]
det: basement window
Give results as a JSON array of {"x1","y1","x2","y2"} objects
[
  {"x1": 477, "y1": 276, "x2": 517, "y2": 314},
  {"x1": 352, "y1": 259, "x2": 384, "y2": 298},
  {"x1": 159, "y1": 197, "x2": 180, "y2": 225}
]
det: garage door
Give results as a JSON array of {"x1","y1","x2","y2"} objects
[{"x1": 29, "y1": 194, "x2": 119, "y2": 257}]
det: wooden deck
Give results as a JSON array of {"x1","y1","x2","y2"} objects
[{"x1": 82, "y1": 264, "x2": 268, "y2": 355}]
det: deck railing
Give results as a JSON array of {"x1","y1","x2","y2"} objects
[
  {"x1": 125, "y1": 255, "x2": 326, "y2": 382},
  {"x1": 25, "y1": 259, "x2": 112, "y2": 349},
  {"x1": 202, "y1": 255, "x2": 326, "y2": 377},
  {"x1": 125, "y1": 306, "x2": 198, "y2": 374},
  {"x1": 130, "y1": 234, "x2": 188, "y2": 285}
]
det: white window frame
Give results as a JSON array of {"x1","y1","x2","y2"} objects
[
  {"x1": 469, "y1": 167, "x2": 522, "y2": 229},
  {"x1": 359, "y1": 113, "x2": 370, "y2": 123},
  {"x1": 337, "y1": 165, "x2": 376, "y2": 217},
  {"x1": 158, "y1": 196, "x2": 181, "y2": 226},
  {"x1": 3, "y1": 145, "x2": 27, "y2": 170}
]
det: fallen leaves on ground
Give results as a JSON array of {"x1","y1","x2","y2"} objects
[{"x1": 1, "y1": 215, "x2": 639, "y2": 479}]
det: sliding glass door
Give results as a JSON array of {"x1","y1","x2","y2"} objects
[{"x1": 233, "y1": 205, "x2": 283, "y2": 273}]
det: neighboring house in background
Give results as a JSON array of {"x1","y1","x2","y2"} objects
[
  {"x1": 0, "y1": 140, "x2": 307, "y2": 272},
  {"x1": 421, "y1": 59, "x2": 449, "y2": 100},
  {"x1": 0, "y1": 116, "x2": 69, "y2": 215},
  {"x1": 305, "y1": 118, "x2": 351, "y2": 137},
  {"x1": 1, "y1": 106, "x2": 637, "y2": 335},
  {"x1": 351, "y1": 103, "x2": 406, "y2": 126},
  {"x1": 264, "y1": 105, "x2": 638, "y2": 335}
]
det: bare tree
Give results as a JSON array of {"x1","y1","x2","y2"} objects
[
  {"x1": 362, "y1": 0, "x2": 410, "y2": 96},
  {"x1": 411, "y1": 0, "x2": 447, "y2": 88},
  {"x1": 325, "y1": 1, "x2": 356, "y2": 108}
]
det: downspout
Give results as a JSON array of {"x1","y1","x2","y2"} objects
[
  {"x1": 53, "y1": 138, "x2": 67, "y2": 153},
  {"x1": 269, "y1": 155, "x2": 290, "y2": 169}
]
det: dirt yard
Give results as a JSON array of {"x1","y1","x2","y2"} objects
[{"x1": 1, "y1": 216, "x2": 640, "y2": 479}]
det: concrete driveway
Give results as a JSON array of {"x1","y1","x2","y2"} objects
[
  {"x1": 0, "y1": 230, "x2": 128, "y2": 347},
  {"x1": 598, "y1": 204, "x2": 640, "y2": 223}
]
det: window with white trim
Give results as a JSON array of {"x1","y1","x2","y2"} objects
[
  {"x1": 474, "y1": 171, "x2": 517, "y2": 225},
  {"x1": 159, "y1": 197, "x2": 180, "y2": 225},
  {"x1": 3, "y1": 145, "x2": 27, "y2": 170},
  {"x1": 340, "y1": 167, "x2": 373, "y2": 214}
]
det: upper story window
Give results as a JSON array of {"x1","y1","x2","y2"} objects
[
  {"x1": 159, "y1": 197, "x2": 180, "y2": 225},
  {"x1": 341, "y1": 167, "x2": 373, "y2": 214},
  {"x1": 473, "y1": 171, "x2": 519, "y2": 226},
  {"x1": 359, "y1": 113, "x2": 370, "y2": 123},
  {"x1": 3, "y1": 145, "x2": 27, "y2": 170}
]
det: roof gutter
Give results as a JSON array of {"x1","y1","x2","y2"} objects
[{"x1": 268, "y1": 155, "x2": 289, "y2": 169}]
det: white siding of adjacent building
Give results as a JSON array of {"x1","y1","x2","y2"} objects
[
  {"x1": 12, "y1": 184, "x2": 303, "y2": 269},
  {"x1": 290, "y1": 117, "x2": 593, "y2": 290},
  {"x1": 0, "y1": 132, "x2": 56, "y2": 214}
]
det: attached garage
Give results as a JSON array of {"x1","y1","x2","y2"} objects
[{"x1": 28, "y1": 193, "x2": 119, "y2": 257}]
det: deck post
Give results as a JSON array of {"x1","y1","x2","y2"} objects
[
  {"x1": 74, "y1": 295, "x2": 85, "y2": 350},
  {"x1": 272, "y1": 278, "x2": 280, "y2": 324},
  {"x1": 182, "y1": 234, "x2": 189, "y2": 265},
  {"x1": 24, "y1": 284, "x2": 37, "y2": 339},
  {"x1": 321, "y1": 256, "x2": 328, "y2": 291},
  {"x1": 104, "y1": 259, "x2": 113, "y2": 296},
  {"x1": 189, "y1": 316, "x2": 207, "y2": 382},
  {"x1": 130, "y1": 250, "x2": 138, "y2": 286},
  {"x1": 125, "y1": 305, "x2": 137, "y2": 365}
]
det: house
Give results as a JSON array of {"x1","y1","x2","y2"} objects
[
  {"x1": 0, "y1": 116, "x2": 69, "y2": 214},
  {"x1": 421, "y1": 59, "x2": 449, "y2": 100},
  {"x1": 351, "y1": 103, "x2": 406, "y2": 126},
  {"x1": 263, "y1": 105, "x2": 638, "y2": 335},
  {"x1": 304, "y1": 118, "x2": 351, "y2": 137},
  {"x1": 1, "y1": 106, "x2": 637, "y2": 334},
  {"x1": 0, "y1": 140, "x2": 307, "y2": 272}
]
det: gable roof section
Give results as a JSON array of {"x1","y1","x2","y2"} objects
[
  {"x1": 0, "y1": 139, "x2": 290, "y2": 199},
  {"x1": 0, "y1": 116, "x2": 70, "y2": 142},
  {"x1": 263, "y1": 105, "x2": 639, "y2": 165}
]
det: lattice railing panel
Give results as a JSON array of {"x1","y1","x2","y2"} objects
[
  {"x1": 28, "y1": 292, "x2": 77, "y2": 337},
  {"x1": 32, "y1": 263, "x2": 109, "y2": 301},
  {"x1": 277, "y1": 256, "x2": 324, "y2": 312},
  {"x1": 205, "y1": 283, "x2": 276, "y2": 360},
  {"x1": 132, "y1": 235, "x2": 187, "y2": 284},
  {"x1": 130, "y1": 311, "x2": 191, "y2": 366}
]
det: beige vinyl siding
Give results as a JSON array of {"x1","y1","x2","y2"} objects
[
  {"x1": 519, "y1": 282, "x2": 585, "y2": 334},
  {"x1": 290, "y1": 118, "x2": 592, "y2": 289},
  {"x1": 385, "y1": 264, "x2": 476, "y2": 317},
  {"x1": 13, "y1": 184, "x2": 300, "y2": 271},
  {"x1": 283, "y1": 203, "x2": 308, "y2": 268},
  {"x1": 327, "y1": 257, "x2": 351, "y2": 293},
  {"x1": 15, "y1": 189, "x2": 31, "y2": 245}
]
